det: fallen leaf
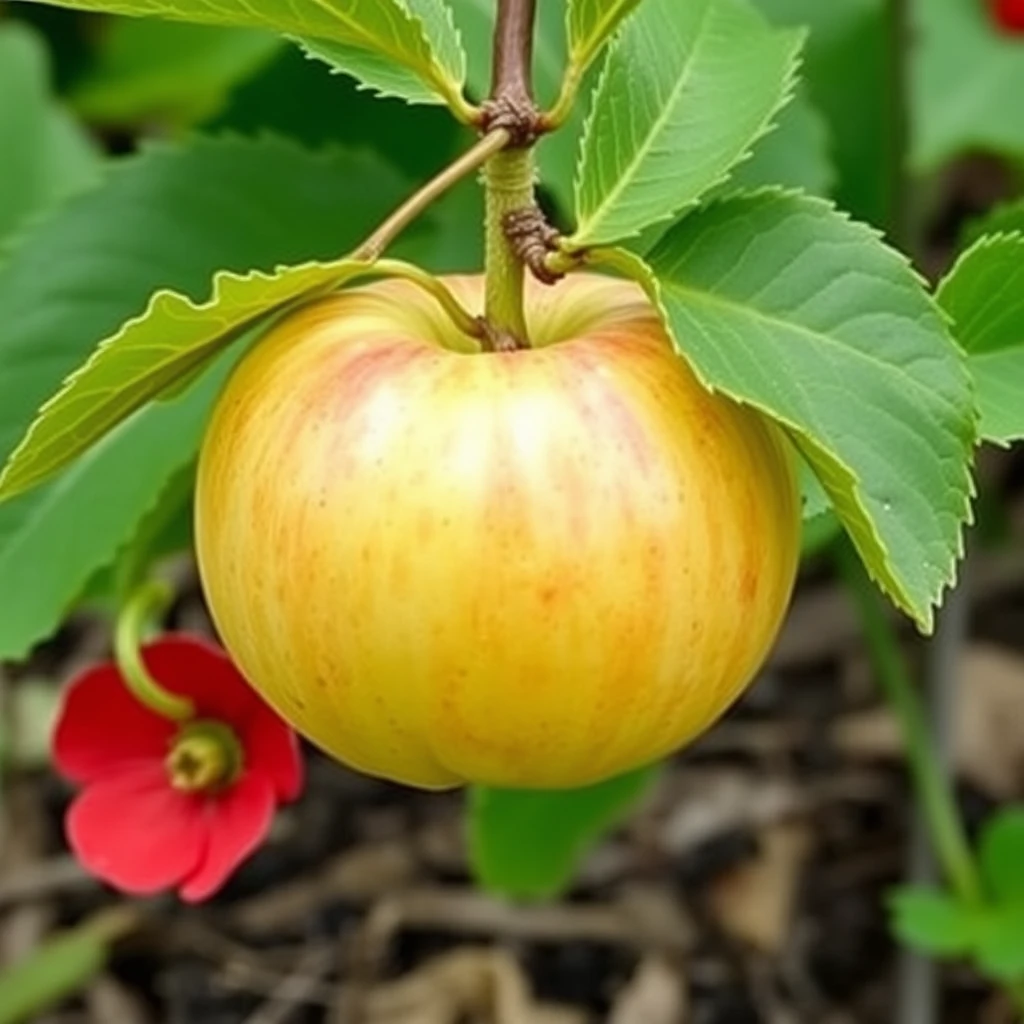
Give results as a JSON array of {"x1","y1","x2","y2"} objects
[{"x1": 707, "y1": 821, "x2": 813, "y2": 955}]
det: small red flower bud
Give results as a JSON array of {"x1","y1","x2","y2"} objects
[
  {"x1": 53, "y1": 635, "x2": 303, "y2": 902},
  {"x1": 992, "y1": 0, "x2": 1024, "y2": 33}
]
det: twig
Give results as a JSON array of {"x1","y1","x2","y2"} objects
[{"x1": 351, "y1": 130, "x2": 509, "y2": 264}]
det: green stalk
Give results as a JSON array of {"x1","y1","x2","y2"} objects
[
  {"x1": 115, "y1": 579, "x2": 193, "y2": 722},
  {"x1": 483, "y1": 146, "x2": 535, "y2": 345},
  {"x1": 836, "y1": 542, "x2": 982, "y2": 905},
  {"x1": 0, "y1": 907, "x2": 139, "y2": 1024}
]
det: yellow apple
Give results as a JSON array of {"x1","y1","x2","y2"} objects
[{"x1": 195, "y1": 273, "x2": 801, "y2": 790}]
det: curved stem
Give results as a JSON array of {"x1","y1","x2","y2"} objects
[
  {"x1": 352, "y1": 130, "x2": 510, "y2": 264},
  {"x1": 115, "y1": 580, "x2": 193, "y2": 723},
  {"x1": 836, "y1": 542, "x2": 982, "y2": 905},
  {"x1": 373, "y1": 259, "x2": 485, "y2": 340}
]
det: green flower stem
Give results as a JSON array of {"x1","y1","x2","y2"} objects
[
  {"x1": 115, "y1": 579, "x2": 193, "y2": 723},
  {"x1": 483, "y1": 145, "x2": 535, "y2": 346},
  {"x1": 836, "y1": 542, "x2": 983, "y2": 906},
  {"x1": 0, "y1": 906, "x2": 140, "y2": 1024}
]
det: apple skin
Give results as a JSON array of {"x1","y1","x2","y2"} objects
[{"x1": 195, "y1": 273, "x2": 801, "y2": 790}]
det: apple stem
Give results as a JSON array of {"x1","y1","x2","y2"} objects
[
  {"x1": 480, "y1": 0, "x2": 542, "y2": 351},
  {"x1": 483, "y1": 147, "x2": 535, "y2": 349}
]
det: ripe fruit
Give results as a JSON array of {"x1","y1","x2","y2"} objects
[
  {"x1": 993, "y1": 0, "x2": 1024, "y2": 32},
  {"x1": 195, "y1": 274, "x2": 801, "y2": 790}
]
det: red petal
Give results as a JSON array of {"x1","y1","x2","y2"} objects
[
  {"x1": 65, "y1": 764, "x2": 205, "y2": 896},
  {"x1": 53, "y1": 663, "x2": 174, "y2": 785},
  {"x1": 241, "y1": 708, "x2": 304, "y2": 802},
  {"x1": 142, "y1": 635, "x2": 262, "y2": 727},
  {"x1": 179, "y1": 772, "x2": 276, "y2": 902}
]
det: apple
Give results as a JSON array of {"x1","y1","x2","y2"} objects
[{"x1": 195, "y1": 274, "x2": 801, "y2": 790}]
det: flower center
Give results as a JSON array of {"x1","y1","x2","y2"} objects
[{"x1": 166, "y1": 721, "x2": 243, "y2": 793}]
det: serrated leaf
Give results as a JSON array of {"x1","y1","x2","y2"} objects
[
  {"x1": 0, "y1": 22, "x2": 102, "y2": 245},
  {"x1": 727, "y1": 88, "x2": 834, "y2": 195},
  {"x1": 70, "y1": 19, "x2": 281, "y2": 126},
  {"x1": 569, "y1": 0, "x2": 802, "y2": 248},
  {"x1": 937, "y1": 233, "x2": 1024, "y2": 445},
  {"x1": 0, "y1": 258, "x2": 368, "y2": 501},
  {"x1": 12, "y1": 0, "x2": 465, "y2": 111},
  {"x1": 912, "y1": 0, "x2": 1024, "y2": 170},
  {"x1": 979, "y1": 808, "x2": 1024, "y2": 903},
  {"x1": 469, "y1": 764, "x2": 658, "y2": 900},
  {"x1": 299, "y1": 0, "x2": 467, "y2": 108},
  {"x1": 975, "y1": 199, "x2": 1024, "y2": 240},
  {"x1": 889, "y1": 887, "x2": 980, "y2": 956},
  {"x1": 642, "y1": 191, "x2": 975, "y2": 631},
  {"x1": 0, "y1": 135, "x2": 411, "y2": 658},
  {"x1": 567, "y1": 0, "x2": 643, "y2": 71}
]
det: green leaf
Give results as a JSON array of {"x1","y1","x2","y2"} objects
[
  {"x1": 14, "y1": 0, "x2": 466, "y2": 110},
  {"x1": 643, "y1": 191, "x2": 975, "y2": 631},
  {"x1": 727, "y1": 88, "x2": 834, "y2": 195},
  {"x1": 0, "y1": 135, "x2": 412, "y2": 658},
  {"x1": 912, "y1": 0, "x2": 1024, "y2": 170},
  {"x1": 980, "y1": 808, "x2": 1024, "y2": 904},
  {"x1": 889, "y1": 887, "x2": 979, "y2": 956},
  {"x1": 0, "y1": 22, "x2": 102, "y2": 245},
  {"x1": 937, "y1": 233, "x2": 1024, "y2": 445},
  {"x1": 469, "y1": 764, "x2": 659, "y2": 900},
  {"x1": 0, "y1": 353, "x2": 238, "y2": 661},
  {"x1": 0, "y1": 914, "x2": 124, "y2": 1024},
  {"x1": 0, "y1": 257, "x2": 369, "y2": 501},
  {"x1": 569, "y1": 0, "x2": 802, "y2": 248},
  {"x1": 975, "y1": 199, "x2": 1024, "y2": 240},
  {"x1": 975, "y1": 904, "x2": 1024, "y2": 983},
  {"x1": 70, "y1": 19, "x2": 281, "y2": 126},
  {"x1": 209, "y1": 42, "x2": 463, "y2": 180},
  {"x1": 293, "y1": 0, "x2": 468, "y2": 107},
  {"x1": 752, "y1": 0, "x2": 891, "y2": 228},
  {"x1": 567, "y1": 0, "x2": 643, "y2": 73}
]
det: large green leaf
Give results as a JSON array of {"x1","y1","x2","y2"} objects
[
  {"x1": 752, "y1": 0, "x2": 890, "y2": 229},
  {"x1": 0, "y1": 259, "x2": 370, "y2": 501},
  {"x1": 912, "y1": 0, "x2": 1024, "y2": 171},
  {"x1": 569, "y1": 0, "x2": 802, "y2": 248},
  {"x1": 567, "y1": 0, "x2": 643, "y2": 73},
  {"x1": 469, "y1": 765, "x2": 658, "y2": 899},
  {"x1": 12, "y1": 0, "x2": 466, "y2": 110},
  {"x1": 0, "y1": 135, "x2": 412, "y2": 658},
  {"x1": 210, "y1": 42, "x2": 464, "y2": 179},
  {"x1": 727, "y1": 88, "x2": 834, "y2": 195},
  {"x1": 0, "y1": 22, "x2": 101, "y2": 245},
  {"x1": 70, "y1": 19, "x2": 281, "y2": 126},
  {"x1": 938, "y1": 234, "x2": 1024, "y2": 446},
  {"x1": 0, "y1": 356, "x2": 237, "y2": 661},
  {"x1": 643, "y1": 191, "x2": 975, "y2": 631}
]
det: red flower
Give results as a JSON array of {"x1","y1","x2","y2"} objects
[
  {"x1": 53, "y1": 635, "x2": 303, "y2": 902},
  {"x1": 993, "y1": 0, "x2": 1024, "y2": 32}
]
